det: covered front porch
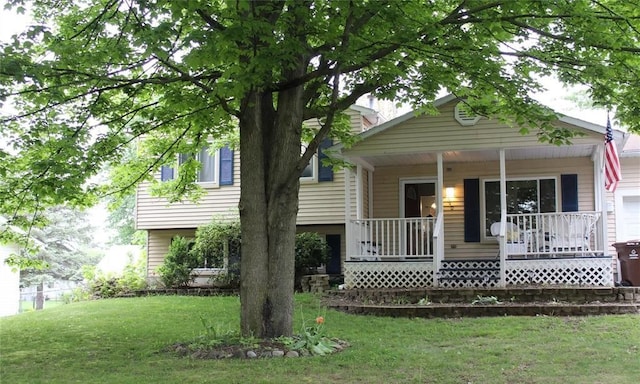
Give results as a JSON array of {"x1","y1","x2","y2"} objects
[
  {"x1": 337, "y1": 98, "x2": 621, "y2": 289},
  {"x1": 344, "y1": 213, "x2": 612, "y2": 289}
]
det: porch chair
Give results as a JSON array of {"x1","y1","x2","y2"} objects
[
  {"x1": 546, "y1": 213, "x2": 597, "y2": 256},
  {"x1": 491, "y1": 222, "x2": 527, "y2": 258}
]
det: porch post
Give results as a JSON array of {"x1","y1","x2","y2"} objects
[
  {"x1": 345, "y1": 167, "x2": 352, "y2": 260},
  {"x1": 434, "y1": 152, "x2": 444, "y2": 287},
  {"x1": 592, "y1": 145, "x2": 608, "y2": 255},
  {"x1": 368, "y1": 169, "x2": 374, "y2": 219},
  {"x1": 356, "y1": 164, "x2": 363, "y2": 220},
  {"x1": 499, "y1": 149, "x2": 507, "y2": 287}
]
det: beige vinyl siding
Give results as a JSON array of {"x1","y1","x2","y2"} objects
[
  {"x1": 297, "y1": 169, "x2": 347, "y2": 225},
  {"x1": 136, "y1": 107, "x2": 371, "y2": 230},
  {"x1": 147, "y1": 228, "x2": 196, "y2": 277},
  {"x1": 137, "y1": 150, "x2": 351, "y2": 229},
  {"x1": 347, "y1": 102, "x2": 602, "y2": 156},
  {"x1": 371, "y1": 157, "x2": 595, "y2": 259},
  {"x1": 136, "y1": 150, "x2": 241, "y2": 230}
]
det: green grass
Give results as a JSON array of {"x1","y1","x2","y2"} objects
[
  {"x1": 1, "y1": 295, "x2": 638, "y2": 384},
  {"x1": 19, "y1": 300, "x2": 65, "y2": 313}
]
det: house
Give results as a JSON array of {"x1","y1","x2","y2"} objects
[
  {"x1": 0, "y1": 241, "x2": 21, "y2": 317},
  {"x1": 0, "y1": 217, "x2": 33, "y2": 317},
  {"x1": 136, "y1": 105, "x2": 380, "y2": 286},
  {"x1": 136, "y1": 95, "x2": 639, "y2": 288}
]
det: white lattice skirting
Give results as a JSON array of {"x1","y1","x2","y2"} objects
[
  {"x1": 344, "y1": 262, "x2": 434, "y2": 289},
  {"x1": 506, "y1": 258, "x2": 613, "y2": 287}
]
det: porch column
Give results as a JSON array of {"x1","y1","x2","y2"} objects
[
  {"x1": 499, "y1": 149, "x2": 507, "y2": 287},
  {"x1": 345, "y1": 167, "x2": 352, "y2": 260},
  {"x1": 356, "y1": 164, "x2": 363, "y2": 220},
  {"x1": 592, "y1": 144, "x2": 608, "y2": 255},
  {"x1": 368, "y1": 169, "x2": 374, "y2": 219},
  {"x1": 434, "y1": 152, "x2": 444, "y2": 287}
]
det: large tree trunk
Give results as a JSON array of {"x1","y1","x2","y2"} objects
[{"x1": 238, "y1": 84, "x2": 305, "y2": 338}]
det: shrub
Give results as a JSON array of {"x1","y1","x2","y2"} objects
[
  {"x1": 80, "y1": 251, "x2": 149, "y2": 299},
  {"x1": 191, "y1": 220, "x2": 241, "y2": 270},
  {"x1": 186, "y1": 220, "x2": 330, "y2": 289},
  {"x1": 157, "y1": 236, "x2": 200, "y2": 288},
  {"x1": 191, "y1": 220, "x2": 241, "y2": 288},
  {"x1": 295, "y1": 232, "x2": 330, "y2": 276}
]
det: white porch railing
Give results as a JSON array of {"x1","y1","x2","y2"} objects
[
  {"x1": 344, "y1": 211, "x2": 611, "y2": 289},
  {"x1": 348, "y1": 217, "x2": 435, "y2": 260},
  {"x1": 500, "y1": 212, "x2": 603, "y2": 258}
]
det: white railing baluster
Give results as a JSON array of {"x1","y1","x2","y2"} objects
[{"x1": 503, "y1": 211, "x2": 602, "y2": 259}]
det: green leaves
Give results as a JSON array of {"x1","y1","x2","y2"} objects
[{"x1": 1, "y1": 0, "x2": 640, "y2": 235}]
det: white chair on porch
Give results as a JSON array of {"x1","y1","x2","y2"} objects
[
  {"x1": 491, "y1": 222, "x2": 527, "y2": 258},
  {"x1": 546, "y1": 213, "x2": 598, "y2": 256}
]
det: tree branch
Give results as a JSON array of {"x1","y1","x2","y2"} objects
[{"x1": 196, "y1": 8, "x2": 226, "y2": 31}]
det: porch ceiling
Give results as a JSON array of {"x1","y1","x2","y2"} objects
[{"x1": 353, "y1": 144, "x2": 596, "y2": 167}]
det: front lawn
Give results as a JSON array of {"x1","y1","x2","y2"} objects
[{"x1": 1, "y1": 294, "x2": 638, "y2": 384}]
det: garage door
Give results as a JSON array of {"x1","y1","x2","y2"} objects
[{"x1": 621, "y1": 195, "x2": 640, "y2": 240}]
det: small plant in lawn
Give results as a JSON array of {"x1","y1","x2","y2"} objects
[
  {"x1": 190, "y1": 315, "x2": 251, "y2": 349},
  {"x1": 417, "y1": 296, "x2": 431, "y2": 305},
  {"x1": 472, "y1": 295, "x2": 502, "y2": 305},
  {"x1": 285, "y1": 315, "x2": 339, "y2": 356}
]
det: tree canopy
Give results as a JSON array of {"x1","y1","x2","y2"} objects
[{"x1": 1, "y1": 0, "x2": 639, "y2": 337}]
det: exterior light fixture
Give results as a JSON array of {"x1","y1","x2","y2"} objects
[{"x1": 445, "y1": 186, "x2": 455, "y2": 210}]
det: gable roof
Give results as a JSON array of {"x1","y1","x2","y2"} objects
[{"x1": 335, "y1": 94, "x2": 627, "y2": 155}]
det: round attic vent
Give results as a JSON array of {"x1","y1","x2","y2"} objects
[{"x1": 454, "y1": 102, "x2": 481, "y2": 126}]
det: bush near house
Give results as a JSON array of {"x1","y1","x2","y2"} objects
[
  {"x1": 157, "y1": 236, "x2": 200, "y2": 288},
  {"x1": 65, "y1": 252, "x2": 149, "y2": 300},
  {"x1": 294, "y1": 232, "x2": 330, "y2": 288},
  {"x1": 191, "y1": 220, "x2": 241, "y2": 287},
  {"x1": 158, "y1": 220, "x2": 330, "y2": 289}
]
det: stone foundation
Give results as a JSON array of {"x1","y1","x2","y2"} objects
[
  {"x1": 301, "y1": 274, "x2": 330, "y2": 294},
  {"x1": 326, "y1": 287, "x2": 640, "y2": 304},
  {"x1": 325, "y1": 287, "x2": 640, "y2": 318}
]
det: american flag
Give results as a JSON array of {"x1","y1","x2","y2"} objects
[{"x1": 604, "y1": 115, "x2": 621, "y2": 192}]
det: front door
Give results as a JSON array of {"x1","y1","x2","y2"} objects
[{"x1": 401, "y1": 179, "x2": 437, "y2": 255}]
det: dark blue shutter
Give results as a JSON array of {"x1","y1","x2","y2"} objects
[
  {"x1": 219, "y1": 146, "x2": 234, "y2": 186},
  {"x1": 160, "y1": 165, "x2": 174, "y2": 181},
  {"x1": 464, "y1": 178, "x2": 481, "y2": 242},
  {"x1": 561, "y1": 174, "x2": 578, "y2": 212},
  {"x1": 318, "y1": 138, "x2": 334, "y2": 182}
]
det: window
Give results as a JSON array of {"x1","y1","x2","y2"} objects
[
  {"x1": 300, "y1": 144, "x2": 317, "y2": 181},
  {"x1": 160, "y1": 145, "x2": 233, "y2": 186},
  {"x1": 299, "y1": 138, "x2": 334, "y2": 182},
  {"x1": 169, "y1": 236, "x2": 223, "y2": 270},
  {"x1": 178, "y1": 144, "x2": 219, "y2": 186},
  {"x1": 483, "y1": 178, "x2": 557, "y2": 239}
]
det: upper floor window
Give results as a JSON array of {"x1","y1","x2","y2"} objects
[
  {"x1": 300, "y1": 138, "x2": 334, "y2": 183},
  {"x1": 160, "y1": 145, "x2": 234, "y2": 187},
  {"x1": 300, "y1": 144, "x2": 317, "y2": 181},
  {"x1": 179, "y1": 145, "x2": 218, "y2": 184},
  {"x1": 482, "y1": 178, "x2": 557, "y2": 239}
]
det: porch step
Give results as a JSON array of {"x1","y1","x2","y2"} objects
[
  {"x1": 438, "y1": 276, "x2": 499, "y2": 282},
  {"x1": 441, "y1": 259, "x2": 499, "y2": 267},
  {"x1": 438, "y1": 259, "x2": 500, "y2": 288},
  {"x1": 439, "y1": 267, "x2": 499, "y2": 272}
]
